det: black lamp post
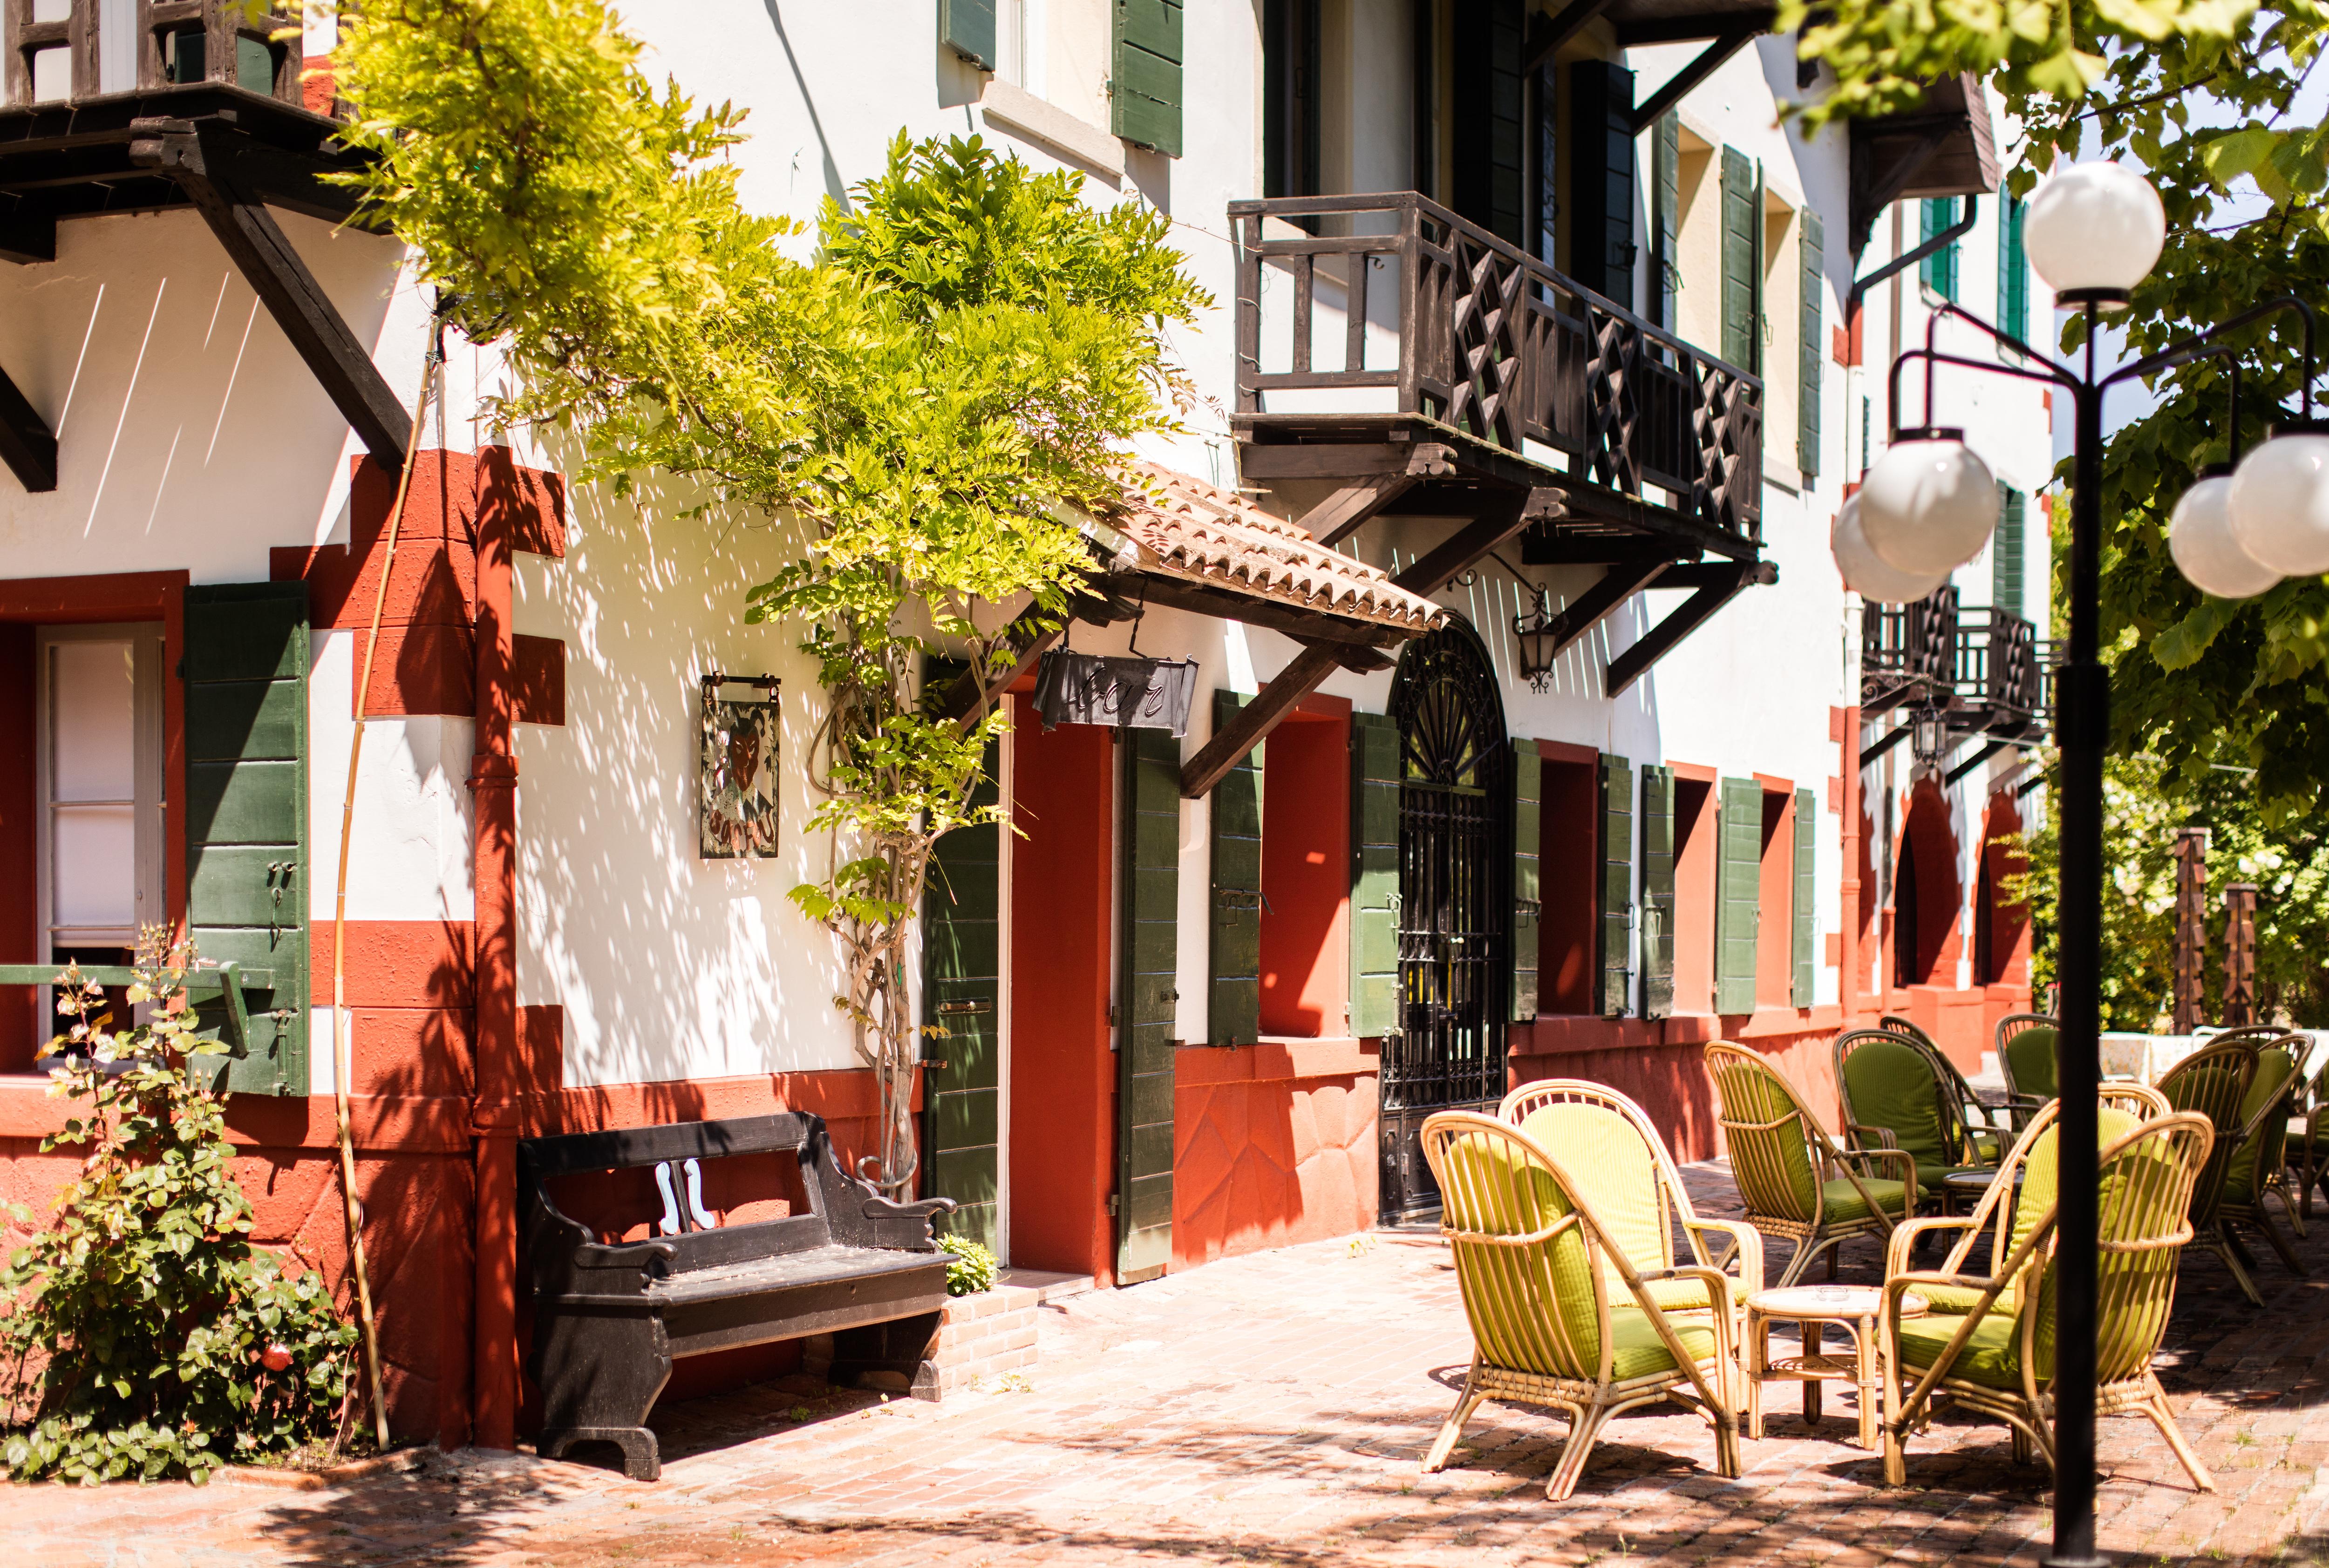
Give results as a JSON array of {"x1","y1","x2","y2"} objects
[{"x1": 1850, "y1": 160, "x2": 2322, "y2": 1567}]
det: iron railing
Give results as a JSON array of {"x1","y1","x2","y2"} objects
[
  {"x1": 1230, "y1": 192, "x2": 1764, "y2": 544},
  {"x1": 1861, "y1": 584, "x2": 1961, "y2": 713},
  {"x1": 1951, "y1": 607, "x2": 2044, "y2": 739}
]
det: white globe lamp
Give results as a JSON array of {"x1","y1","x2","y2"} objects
[
  {"x1": 2227, "y1": 424, "x2": 2329, "y2": 577},
  {"x1": 2169, "y1": 472, "x2": 2281, "y2": 598},
  {"x1": 2023, "y1": 161, "x2": 2166, "y2": 305},
  {"x1": 1858, "y1": 431, "x2": 2002, "y2": 577},
  {"x1": 1833, "y1": 494, "x2": 1948, "y2": 604}
]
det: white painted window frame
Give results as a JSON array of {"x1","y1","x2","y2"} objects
[{"x1": 34, "y1": 622, "x2": 167, "y2": 960}]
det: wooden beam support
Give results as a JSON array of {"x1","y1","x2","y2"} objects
[
  {"x1": 134, "y1": 123, "x2": 410, "y2": 468},
  {"x1": 1290, "y1": 634, "x2": 1395, "y2": 673},
  {"x1": 1658, "y1": 559, "x2": 1775, "y2": 591},
  {"x1": 1400, "y1": 489, "x2": 1563, "y2": 597},
  {"x1": 1237, "y1": 441, "x2": 1456, "y2": 481},
  {"x1": 1126, "y1": 571, "x2": 1407, "y2": 649},
  {"x1": 1526, "y1": 0, "x2": 1615, "y2": 72},
  {"x1": 0, "y1": 354, "x2": 57, "y2": 491},
  {"x1": 1539, "y1": 559, "x2": 1672, "y2": 660},
  {"x1": 1604, "y1": 561, "x2": 1773, "y2": 695},
  {"x1": 1612, "y1": 7, "x2": 1776, "y2": 44},
  {"x1": 1631, "y1": 22, "x2": 1765, "y2": 133},
  {"x1": 1179, "y1": 644, "x2": 1343, "y2": 799},
  {"x1": 1304, "y1": 474, "x2": 1421, "y2": 547}
]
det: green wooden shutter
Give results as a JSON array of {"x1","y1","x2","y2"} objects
[
  {"x1": 1791, "y1": 786, "x2": 1816, "y2": 1008},
  {"x1": 1117, "y1": 726, "x2": 1180, "y2": 1284},
  {"x1": 183, "y1": 582, "x2": 309, "y2": 1096},
  {"x1": 1451, "y1": 0, "x2": 1524, "y2": 245},
  {"x1": 1653, "y1": 112, "x2": 1680, "y2": 331},
  {"x1": 1348, "y1": 712, "x2": 1400, "y2": 1039},
  {"x1": 940, "y1": 0, "x2": 996, "y2": 69},
  {"x1": 1207, "y1": 690, "x2": 1262, "y2": 1045},
  {"x1": 1599, "y1": 754, "x2": 1632, "y2": 1018},
  {"x1": 1112, "y1": 0, "x2": 1183, "y2": 156},
  {"x1": 1720, "y1": 146, "x2": 1757, "y2": 372},
  {"x1": 1921, "y1": 197, "x2": 1959, "y2": 300},
  {"x1": 2000, "y1": 195, "x2": 2029, "y2": 342},
  {"x1": 1715, "y1": 775, "x2": 1762, "y2": 1015},
  {"x1": 923, "y1": 734, "x2": 1001, "y2": 1248},
  {"x1": 1798, "y1": 207, "x2": 1823, "y2": 479},
  {"x1": 1567, "y1": 61, "x2": 1637, "y2": 301},
  {"x1": 1993, "y1": 485, "x2": 2026, "y2": 619},
  {"x1": 1638, "y1": 764, "x2": 1675, "y2": 1018},
  {"x1": 1511, "y1": 742, "x2": 1540, "y2": 1022}
]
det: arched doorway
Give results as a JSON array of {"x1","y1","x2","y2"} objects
[{"x1": 1380, "y1": 619, "x2": 1509, "y2": 1222}]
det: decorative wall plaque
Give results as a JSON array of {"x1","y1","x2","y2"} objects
[{"x1": 699, "y1": 673, "x2": 780, "y2": 859}]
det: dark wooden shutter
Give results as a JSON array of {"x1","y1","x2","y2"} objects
[
  {"x1": 1791, "y1": 786, "x2": 1816, "y2": 1007},
  {"x1": 1112, "y1": 0, "x2": 1183, "y2": 156},
  {"x1": 1638, "y1": 763, "x2": 1675, "y2": 1018},
  {"x1": 1511, "y1": 742, "x2": 1540, "y2": 1022},
  {"x1": 1567, "y1": 61, "x2": 1637, "y2": 302},
  {"x1": 1720, "y1": 146, "x2": 1757, "y2": 373},
  {"x1": 1207, "y1": 689, "x2": 1262, "y2": 1045},
  {"x1": 1599, "y1": 754, "x2": 1632, "y2": 1017},
  {"x1": 1993, "y1": 484, "x2": 2026, "y2": 618},
  {"x1": 1451, "y1": 0, "x2": 1524, "y2": 245},
  {"x1": 1653, "y1": 111, "x2": 1680, "y2": 330},
  {"x1": 1348, "y1": 712, "x2": 1400, "y2": 1038},
  {"x1": 1715, "y1": 774, "x2": 1761, "y2": 1014},
  {"x1": 183, "y1": 582, "x2": 308, "y2": 1096},
  {"x1": 922, "y1": 734, "x2": 1001, "y2": 1247},
  {"x1": 1117, "y1": 726, "x2": 1180, "y2": 1284},
  {"x1": 2000, "y1": 195, "x2": 2029, "y2": 341},
  {"x1": 1798, "y1": 207, "x2": 1823, "y2": 478},
  {"x1": 939, "y1": 0, "x2": 995, "y2": 69}
]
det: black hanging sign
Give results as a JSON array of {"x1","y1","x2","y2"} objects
[{"x1": 1032, "y1": 650, "x2": 1199, "y2": 736}]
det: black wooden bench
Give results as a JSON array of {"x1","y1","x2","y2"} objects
[{"x1": 518, "y1": 1112, "x2": 958, "y2": 1479}]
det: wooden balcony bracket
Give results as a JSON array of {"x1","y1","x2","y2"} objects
[
  {"x1": 1239, "y1": 441, "x2": 1458, "y2": 547},
  {"x1": 1525, "y1": 0, "x2": 1614, "y2": 72},
  {"x1": 1944, "y1": 738, "x2": 2010, "y2": 786},
  {"x1": 1630, "y1": 20, "x2": 1766, "y2": 133},
  {"x1": 1179, "y1": 487, "x2": 1559, "y2": 798},
  {"x1": 1537, "y1": 558, "x2": 1673, "y2": 662},
  {"x1": 1604, "y1": 558, "x2": 1776, "y2": 696},
  {"x1": 0, "y1": 354, "x2": 56, "y2": 490},
  {"x1": 129, "y1": 118, "x2": 408, "y2": 468}
]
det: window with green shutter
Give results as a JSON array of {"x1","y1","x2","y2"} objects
[
  {"x1": 1111, "y1": 0, "x2": 1183, "y2": 156},
  {"x1": 1600, "y1": 754, "x2": 1632, "y2": 1018},
  {"x1": 1451, "y1": 0, "x2": 1525, "y2": 246},
  {"x1": 1511, "y1": 742, "x2": 1540, "y2": 1022},
  {"x1": 182, "y1": 582, "x2": 309, "y2": 1097},
  {"x1": 1117, "y1": 726, "x2": 1179, "y2": 1284},
  {"x1": 1994, "y1": 484, "x2": 2026, "y2": 618},
  {"x1": 1207, "y1": 689, "x2": 1262, "y2": 1045},
  {"x1": 940, "y1": 0, "x2": 996, "y2": 70},
  {"x1": 1798, "y1": 207, "x2": 1823, "y2": 478},
  {"x1": 1348, "y1": 713, "x2": 1400, "y2": 1038},
  {"x1": 923, "y1": 727, "x2": 1002, "y2": 1248},
  {"x1": 1791, "y1": 786, "x2": 1816, "y2": 1007},
  {"x1": 1999, "y1": 194, "x2": 2029, "y2": 343},
  {"x1": 1720, "y1": 146, "x2": 1759, "y2": 373},
  {"x1": 1652, "y1": 113, "x2": 1680, "y2": 331},
  {"x1": 1638, "y1": 763, "x2": 1675, "y2": 1018},
  {"x1": 1714, "y1": 775, "x2": 1760, "y2": 1015},
  {"x1": 1920, "y1": 198, "x2": 1959, "y2": 300}
]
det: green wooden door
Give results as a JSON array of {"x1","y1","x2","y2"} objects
[
  {"x1": 1599, "y1": 754, "x2": 1632, "y2": 1017},
  {"x1": 183, "y1": 582, "x2": 309, "y2": 1096},
  {"x1": 923, "y1": 736, "x2": 1002, "y2": 1249},
  {"x1": 1348, "y1": 712, "x2": 1400, "y2": 1038},
  {"x1": 1207, "y1": 690, "x2": 1262, "y2": 1045},
  {"x1": 1638, "y1": 764, "x2": 1675, "y2": 1018},
  {"x1": 1511, "y1": 741, "x2": 1540, "y2": 1022},
  {"x1": 1117, "y1": 727, "x2": 1180, "y2": 1283},
  {"x1": 1716, "y1": 775, "x2": 1762, "y2": 1014}
]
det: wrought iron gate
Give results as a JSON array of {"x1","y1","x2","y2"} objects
[{"x1": 1379, "y1": 623, "x2": 1509, "y2": 1222}]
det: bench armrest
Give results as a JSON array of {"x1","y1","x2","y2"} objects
[
  {"x1": 573, "y1": 1238, "x2": 679, "y2": 1270},
  {"x1": 858, "y1": 1194, "x2": 959, "y2": 1252}
]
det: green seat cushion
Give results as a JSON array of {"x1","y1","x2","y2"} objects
[
  {"x1": 2005, "y1": 1027, "x2": 2058, "y2": 1101},
  {"x1": 1843, "y1": 1039, "x2": 1953, "y2": 1172},
  {"x1": 1640, "y1": 1275, "x2": 1717, "y2": 1313},
  {"x1": 1823, "y1": 1176, "x2": 1907, "y2": 1224},
  {"x1": 1968, "y1": 1131, "x2": 2005, "y2": 1163},
  {"x1": 2224, "y1": 1049, "x2": 2298, "y2": 1206},
  {"x1": 1914, "y1": 1159, "x2": 1993, "y2": 1195},
  {"x1": 1898, "y1": 1308, "x2": 2022, "y2": 1389},
  {"x1": 1913, "y1": 1281, "x2": 2011, "y2": 1316},
  {"x1": 1608, "y1": 1306, "x2": 1719, "y2": 1381}
]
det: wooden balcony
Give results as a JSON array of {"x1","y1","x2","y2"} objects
[
  {"x1": 1229, "y1": 190, "x2": 1764, "y2": 566},
  {"x1": 1862, "y1": 590, "x2": 2048, "y2": 781}
]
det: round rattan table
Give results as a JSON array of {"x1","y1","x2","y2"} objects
[{"x1": 1743, "y1": 1283, "x2": 1927, "y2": 1450}]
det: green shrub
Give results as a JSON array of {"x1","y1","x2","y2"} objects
[
  {"x1": 1, "y1": 932, "x2": 359, "y2": 1484},
  {"x1": 941, "y1": 1237, "x2": 998, "y2": 1296}
]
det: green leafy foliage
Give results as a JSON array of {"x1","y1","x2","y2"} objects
[
  {"x1": 2011, "y1": 752, "x2": 2329, "y2": 1026},
  {"x1": 941, "y1": 1238, "x2": 1000, "y2": 1297},
  {"x1": 332, "y1": 1, "x2": 1207, "y2": 1188},
  {"x1": 1, "y1": 932, "x2": 358, "y2": 1485}
]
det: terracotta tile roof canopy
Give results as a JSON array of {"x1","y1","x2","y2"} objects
[{"x1": 1090, "y1": 460, "x2": 1446, "y2": 640}]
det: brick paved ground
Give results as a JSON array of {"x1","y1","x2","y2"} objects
[{"x1": 19, "y1": 1159, "x2": 2329, "y2": 1568}]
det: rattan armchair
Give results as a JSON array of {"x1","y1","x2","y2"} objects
[
  {"x1": 1419, "y1": 1111, "x2": 1742, "y2": 1500},
  {"x1": 2216, "y1": 1041, "x2": 2308, "y2": 1285},
  {"x1": 1880, "y1": 1014, "x2": 2026, "y2": 1150},
  {"x1": 1879, "y1": 1103, "x2": 2216, "y2": 1492},
  {"x1": 1704, "y1": 1042, "x2": 1913, "y2": 1287},
  {"x1": 1995, "y1": 1013, "x2": 2060, "y2": 1121},
  {"x1": 1837, "y1": 1028, "x2": 1995, "y2": 1209},
  {"x1": 2159, "y1": 1037, "x2": 2264, "y2": 1304}
]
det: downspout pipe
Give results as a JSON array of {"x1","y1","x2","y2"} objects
[
  {"x1": 1846, "y1": 196, "x2": 1978, "y2": 320},
  {"x1": 1839, "y1": 705, "x2": 1862, "y2": 1024}
]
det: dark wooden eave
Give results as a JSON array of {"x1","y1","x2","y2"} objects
[
  {"x1": 0, "y1": 86, "x2": 400, "y2": 489},
  {"x1": 1848, "y1": 73, "x2": 2001, "y2": 256}
]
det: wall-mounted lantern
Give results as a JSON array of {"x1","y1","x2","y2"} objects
[{"x1": 1513, "y1": 590, "x2": 1559, "y2": 692}]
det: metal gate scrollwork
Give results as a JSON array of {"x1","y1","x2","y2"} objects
[{"x1": 1380, "y1": 621, "x2": 1510, "y2": 1223}]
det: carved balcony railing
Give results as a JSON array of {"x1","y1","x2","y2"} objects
[
  {"x1": 1230, "y1": 191, "x2": 1764, "y2": 545},
  {"x1": 1861, "y1": 584, "x2": 1961, "y2": 714},
  {"x1": 4, "y1": 0, "x2": 305, "y2": 110},
  {"x1": 1951, "y1": 607, "x2": 2044, "y2": 740}
]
